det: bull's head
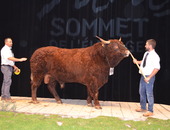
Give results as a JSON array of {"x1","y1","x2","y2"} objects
[{"x1": 96, "y1": 36, "x2": 129, "y2": 67}]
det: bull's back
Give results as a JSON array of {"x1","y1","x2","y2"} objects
[
  {"x1": 30, "y1": 46, "x2": 59, "y2": 73},
  {"x1": 46, "y1": 48, "x2": 91, "y2": 80}
]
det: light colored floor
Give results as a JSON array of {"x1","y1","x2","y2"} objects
[{"x1": 1, "y1": 96, "x2": 170, "y2": 121}]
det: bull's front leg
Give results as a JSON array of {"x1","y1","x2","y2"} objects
[
  {"x1": 87, "y1": 87, "x2": 102, "y2": 109},
  {"x1": 93, "y1": 91, "x2": 102, "y2": 109},
  {"x1": 87, "y1": 77, "x2": 102, "y2": 109},
  {"x1": 47, "y1": 80, "x2": 62, "y2": 104},
  {"x1": 87, "y1": 90, "x2": 93, "y2": 107}
]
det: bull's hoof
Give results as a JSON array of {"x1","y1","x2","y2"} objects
[
  {"x1": 56, "y1": 100, "x2": 63, "y2": 104},
  {"x1": 95, "y1": 105, "x2": 102, "y2": 109},
  {"x1": 87, "y1": 103, "x2": 93, "y2": 107},
  {"x1": 29, "y1": 100, "x2": 39, "y2": 104}
]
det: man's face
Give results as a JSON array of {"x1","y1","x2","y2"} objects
[
  {"x1": 145, "y1": 42, "x2": 151, "y2": 51},
  {"x1": 5, "y1": 38, "x2": 13, "y2": 47}
]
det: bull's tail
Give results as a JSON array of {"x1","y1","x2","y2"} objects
[
  {"x1": 30, "y1": 73, "x2": 33, "y2": 81},
  {"x1": 60, "y1": 83, "x2": 65, "y2": 89}
]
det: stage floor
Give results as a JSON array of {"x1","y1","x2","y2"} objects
[{"x1": 1, "y1": 96, "x2": 170, "y2": 121}]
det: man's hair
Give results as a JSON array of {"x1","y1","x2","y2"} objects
[
  {"x1": 4, "y1": 38, "x2": 12, "y2": 43},
  {"x1": 147, "y1": 39, "x2": 156, "y2": 49}
]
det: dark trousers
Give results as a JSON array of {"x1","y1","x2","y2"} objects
[{"x1": 1, "y1": 65, "x2": 13, "y2": 99}]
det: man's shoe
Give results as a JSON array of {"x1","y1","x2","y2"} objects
[
  {"x1": 1, "y1": 97, "x2": 6, "y2": 101},
  {"x1": 143, "y1": 111, "x2": 153, "y2": 117},
  {"x1": 135, "y1": 108, "x2": 147, "y2": 112},
  {"x1": 5, "y1": 98, "x2": 16, "y2": 103}
]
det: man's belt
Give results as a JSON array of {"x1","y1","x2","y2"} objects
[{"x1": 1, "y1": 64, "x2": 12, "y2": 67}]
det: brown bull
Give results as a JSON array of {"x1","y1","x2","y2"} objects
[{"x1": 30, "y1": 37, "x2": 129, "y2": 109}]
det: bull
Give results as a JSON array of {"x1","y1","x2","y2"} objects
[{"x1": 30, "y1": 37, "x2": 129, "y2": 109}]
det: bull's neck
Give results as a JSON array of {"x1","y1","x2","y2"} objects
[
  {"x1": 91, "y1": 43, "x2": 111, "y2": 68},
  {"x1": 104, "y1": 53, "x2": 111, "y2": 68}
]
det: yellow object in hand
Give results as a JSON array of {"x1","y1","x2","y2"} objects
[{"x1": 14, "y1": 69, "x2": 21, "y2": 75}]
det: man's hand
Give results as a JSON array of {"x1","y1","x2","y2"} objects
[
  {"x1": 133, "y1": 58, "x2": 138, "y2": 64},
  {"x1": 13, "y1": 65, "x2": 19, "y2": 71},
  {"x1": 144, "y1": 77, "x2": 150, "y2": 83},
  {"x1": 19, "y1": 58, "x2": 27, "y2": 62}
]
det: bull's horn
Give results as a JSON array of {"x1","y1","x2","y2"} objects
[
  {"x1": 119, "y1": 37, "x2": 122, "y2": 41},
  {"x1": 96, "y1": 36, "x2": 110, "y2": 44}
]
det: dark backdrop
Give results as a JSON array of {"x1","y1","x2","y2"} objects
[{"x1": 0, "y1": 0, "x2": 170, "y2": 104}]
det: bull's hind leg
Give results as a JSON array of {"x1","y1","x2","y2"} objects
[
  {"x1": 30, "y1": 73, "x2": 43, "y2": 104},
  {"x1": 30, "y1": 83, "x2": 40, "y2": 104},
  {"x1": 47, "y1": 79, "x2": 62, "y2": 104}
]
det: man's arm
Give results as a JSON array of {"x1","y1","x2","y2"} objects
[
  {"x1": 8, "y1": 57, "x2": 27, "y2": 71},
  {"x1": 8, "y1": 57, "x2": 27, "y2": 62},
  {"x1": 133, "y1": 59, "x2": 142, "y2": 65},
  {"x1": 144, "y1": 68, "x2": 160, "y2": 83}
]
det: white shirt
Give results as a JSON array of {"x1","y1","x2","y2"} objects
[
  {"x1": 139, "y1": 49, "x2": 160, "y2": 75},
  {"x1": 1, "y1": 45, "x2": 15, "y2": 66}
]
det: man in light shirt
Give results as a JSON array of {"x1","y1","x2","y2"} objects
[
  {"x1": 133, "y1": 39, "x2": 160, "y2": 117},
  {"x1": 1, "y1": 38, "x2": 27, "y2": 102}
]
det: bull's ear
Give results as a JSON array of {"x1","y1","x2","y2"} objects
[
  {"x1": 96, "y1": 36, "x2": 110, "y2": 44},
  {"x1": 119, "y1": 37, "x2": 122, "y2": 41}
]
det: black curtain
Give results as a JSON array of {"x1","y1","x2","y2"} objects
[{"x1": 0, "y1": 0, "x2": 170, "y2": 104}]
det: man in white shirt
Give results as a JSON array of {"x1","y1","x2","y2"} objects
[
  {"x1": 133, "y1": 39, "x2": 160, "y2": 117},
  {"x1": 1, "y1": 38, "x2": 27, "y2": 102}
]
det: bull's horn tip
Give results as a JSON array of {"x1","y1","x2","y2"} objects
[{"x1": 96, "y1": 36, "x2": 110, "y2": 44}]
